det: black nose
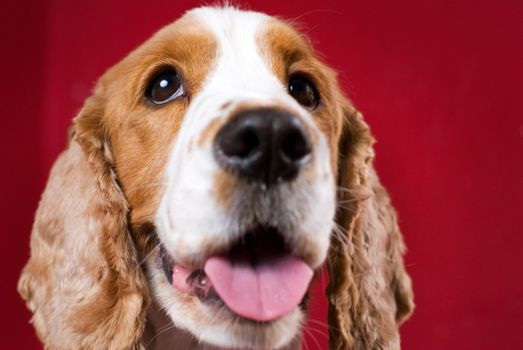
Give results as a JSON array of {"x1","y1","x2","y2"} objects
[{"x1": 214, "y1": 108, "x2": 312, "y2": 185}]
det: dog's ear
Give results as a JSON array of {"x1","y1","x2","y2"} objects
[
  {"x1": 18, "y1": 86, "x2": 149, "y2": 349},
  {"x1": 326, "y1": 100, "x2": 414, "y2": 349}
]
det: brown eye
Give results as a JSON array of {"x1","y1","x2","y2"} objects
[
  {"x1": 146, "y1": 70, "x2": 184, "y2": 104},
  {"x1": 288, "y1": 75, "x2": 320, "y2": 109}
]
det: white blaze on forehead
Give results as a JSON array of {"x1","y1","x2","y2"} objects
[{"x1": 189, "y1": 7, "x2": 283, "y2": 98}]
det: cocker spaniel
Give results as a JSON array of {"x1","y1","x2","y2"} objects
[{"x1": 18, "y1": 6, "x2": 414, "y2": 350}]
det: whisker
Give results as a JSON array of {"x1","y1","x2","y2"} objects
[
  {"x1": 137, "y1": 242, "x2": 161, "y2": 269},
  {"x1": 308, "y1": 318, "x2": 343, "y2": 333},
  {"x1": 336, "y1": 203, "x2": 356, "y2": 211},
  {"x1": 302, "y1": 333, "x2": 311, "y2": 350},
  {"x1": 144, "y1": 322, "x2": 177, "y2": 348},
  {"x1": 336, "y1": 186, "x2": 358, "y2": 192},
  {"x1": 303, "y1": 326, "x2": 323, "y2": 350},
  {"x1": 288, "y1": 8, "x2": 344, "y2": 25},
  {"x1": 307, "y1": 319, "x2": 328, "y2": 330},
  {"x1": 336, "y1": 186, "x2": 372, "y2": 200},
  {"x1": 331, "y1": 223, "x2": 350, "y2": 247},
  {"x1": 306, "y1": 324, "x2": 328, "y2": 339},
  {"x1": 307, "y1": 318, "x2": 345, "y2": 343},
  {"x1": 337, "y1": 197, "x2": 363, "y2": 204}
]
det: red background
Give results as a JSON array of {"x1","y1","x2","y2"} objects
[{"x1": 2, "y1": 1, "x2": 522, "y2": 349}]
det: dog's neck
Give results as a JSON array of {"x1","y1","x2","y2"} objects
[{"x1": 142, "y1": 301, "x2": 302, "y2": 350}]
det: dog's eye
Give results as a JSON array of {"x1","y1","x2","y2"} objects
[
  {"x1": 288, "y1": 75, "x2": 320, "y2": 109},
  {"x1": 146, "y1": 70, "x2": 184, "y2": 104}
]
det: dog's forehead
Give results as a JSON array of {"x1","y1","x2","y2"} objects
[
  {"x1": 188, "y1": 6, "x2": 270, "y2": 36},
  {"x1": 186, "y1": 7, "x2": 281, "y2": 94}
]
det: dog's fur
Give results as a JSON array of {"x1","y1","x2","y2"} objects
[{"x1": 18, "y1": 6, "x2": 413, "y2": 350}]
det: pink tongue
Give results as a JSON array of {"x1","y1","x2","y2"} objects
[{"x1": 204, "y1": 255, "x2": 313, "y2": 322}]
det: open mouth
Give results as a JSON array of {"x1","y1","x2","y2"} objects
[{"x1": 158, "y1": 226, "x2": 313, "y2": 322}]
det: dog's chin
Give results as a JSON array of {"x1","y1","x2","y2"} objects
[
  {"x1": 147, "y1": 262, "x2": 305, "y2": 349},
  {"x1": 146, "y1": 226, "x2": 312, "y2": 349}
]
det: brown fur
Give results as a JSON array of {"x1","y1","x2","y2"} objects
[
  {"x1": 213, "y1": 169, "x2": 236, "y2": 209},
  {"x1": 326, "y1": 104, "x2": 414, "y2": 349},
  {"x1": 18, "y1": 9, "x2": 413, "y2": 350},
  {"x1": 18, "y1": 129, "x2": 148, "y2": 349},
  {"x1": 18, "y1": 15, "x2": 216, "y2": 350}
]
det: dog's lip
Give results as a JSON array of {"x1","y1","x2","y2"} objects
[
  {"x1": 158, "y1": 245, "x2": 221, "y2": 301},
  {"x1": 157, "y1": 244, "x2": 208, "y2": 293},
  {"x1": 157, "y1": 226, "x2": 314, "y2": 322}
]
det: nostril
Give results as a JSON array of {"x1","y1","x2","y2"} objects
[
  {"x1": 280, "y1": 128, "x2": 311, "y2": 163},
  {"x1": 220, "y1": 127, "x2": 260, "y2": 159},
  {"x1": 238, "y1": 129, "x2": 259, "y2": 158}
]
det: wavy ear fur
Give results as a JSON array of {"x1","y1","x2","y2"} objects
[
  {"x1": 327, "y1": 102, "x2": 414, "y2": 350},
  {"x1": 18, "y1": 89, "x2": 149, "y2": 349}
]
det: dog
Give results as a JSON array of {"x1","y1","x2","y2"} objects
[{"x1": 18, "y1": 6, "x2": 414, "y2": 350}]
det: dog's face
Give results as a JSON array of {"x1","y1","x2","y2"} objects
[
  {"x1": 96, "y1": 7, "x2": 343, "y2": 349},
  {"x1": 19, "y1": 7, "x2": 414, "y2": 350}
]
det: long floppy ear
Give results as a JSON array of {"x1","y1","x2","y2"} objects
[
  {"x1": 18, "y1": 89, "x2": 149, "y2": 349},
  {"x1": 327, "y1": 101, "x2": 414, "y2": 349}
]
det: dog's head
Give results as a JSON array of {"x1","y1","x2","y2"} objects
[{"x1": 19, "y1": 7, "x2": 413, "y2": 350}]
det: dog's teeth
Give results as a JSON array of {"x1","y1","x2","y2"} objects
[
  {"x1": 186, "y1": 270, "x2": 212, "y2": 299},
  {"x1": 198, "y1": 274, "x2": 208, "y2": 286}
]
